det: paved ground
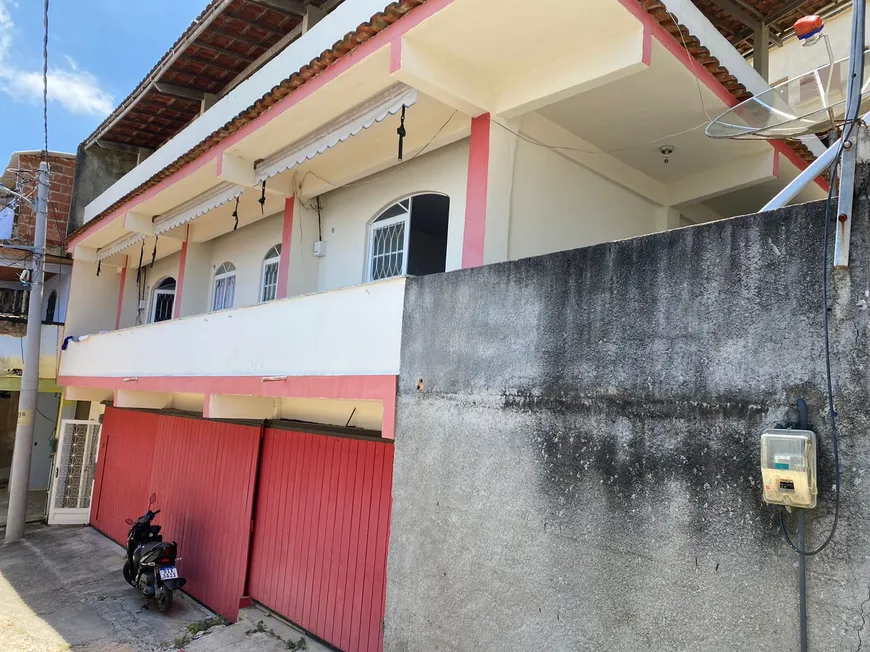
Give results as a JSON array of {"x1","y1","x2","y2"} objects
[
  {"x1": 0, "y1": 523, "x2": 212, "y2": 651},
  {"x1": 0, "y1": 489, "x2": 48, "y2": 528},
  {"x1": 0, "y1": 523, "x2": 329, "y2": 652}
]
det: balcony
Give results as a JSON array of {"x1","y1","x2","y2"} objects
[{"x1": 58, "y1": 278, "x2": 405, "y2": 382}]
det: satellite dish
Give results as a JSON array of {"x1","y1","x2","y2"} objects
[{"x1": 706, "y1": 51, "x2": 866, "y2": 139}]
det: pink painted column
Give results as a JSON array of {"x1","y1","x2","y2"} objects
[
  {"x1": 276, "y1": 196, "x2": 295, "y2": 300},
  {"x1": 115, "y1": 260, "x2": 127, "y2": 330},
  {"x1": 462, "y1": 113, "x2": 491, "y2": 269},
  {"x1": 173, "y1": 231, "x2": 189, "y2": 319}
]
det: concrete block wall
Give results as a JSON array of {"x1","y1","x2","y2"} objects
[{"x1": 386, "y1": 170, "x2": 870, "y2": 650}]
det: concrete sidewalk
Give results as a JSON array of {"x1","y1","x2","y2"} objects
[
  {"x1": 0, "y1": 523, "x2": 212, "y2": 651},
  {"x1": 0, "y1": 489, "x2": 48, "y2": 529}
]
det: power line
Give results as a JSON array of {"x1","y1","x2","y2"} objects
[{"x1": 42, "y1": 0, "x2": 50, "y2": 161}]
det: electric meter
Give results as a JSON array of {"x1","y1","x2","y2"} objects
[{"x1": 760, "y1": 429, "x2": 817, "y2": 509}]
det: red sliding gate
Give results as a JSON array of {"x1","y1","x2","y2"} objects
[
  {"x1": 248, "y1": 428, "x2": 394, "y2": 652},
  {"x1": 89, "y1": 409, "x2": 395, "y2": 651},
  {"x1": 90, "y1": 408, "x2": 260, "y2": 619}
]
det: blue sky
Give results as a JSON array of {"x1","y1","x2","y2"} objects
[{"x1": 0, "y1": 0, "x2": 208, "y2": 157}]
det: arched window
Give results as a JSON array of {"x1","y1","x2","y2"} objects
[
  {"x1": 151, "y1": 277, "x2": 176, "y2": 323},
  {"x1": 367, "y1": 193, "x2": 449, "y2": 281},
  {"x1": 260, "y1": 244, "x2": 282, "y2": 302},
  {"x1": 45, "y1": 290, "x2": 57, "y2": 323},
  {"x1": 213, "y1": 262, "x2": 236, "y2": 311}
]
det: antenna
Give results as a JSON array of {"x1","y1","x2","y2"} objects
[{"x1": 705, "y1": 5, "x2": 867, "y2": 268}]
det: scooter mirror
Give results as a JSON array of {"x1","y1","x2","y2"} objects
[
  {"x1": 125, "y1": 518, "x2": 135, "y2": 525},
  {"x1": 149, "y1": 493, "x2": 157, "y2": 505}
]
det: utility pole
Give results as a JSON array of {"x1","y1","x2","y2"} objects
[{"x1": 5, "y1": 161, "x2": 49, "y2": 543}]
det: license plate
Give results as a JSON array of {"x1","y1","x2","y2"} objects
[{"x1": 158, "y1": 566, "x2": 178, "y2": 580}]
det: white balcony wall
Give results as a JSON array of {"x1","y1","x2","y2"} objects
[
  {"x1": 58, "y1": 278, "x2": 406, "y2": 379},
  {"x1": 0, "y1": 324, "x2": 62, "y2": 379}
]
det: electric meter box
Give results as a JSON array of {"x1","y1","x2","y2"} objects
[{"x1": 760, "y1": 428, "x2": 817, "y2": 509}]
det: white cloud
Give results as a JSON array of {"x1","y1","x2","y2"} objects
[{"x1": 0, "y1": 0, "x2": 114, "y2": 117}]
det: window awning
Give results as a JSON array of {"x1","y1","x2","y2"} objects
[
  {"x1": 97, "y1": 233, "x2": 147, "y2": 262},
  {"x1": 153, "y1": 182, "x2": 244, "y2": 236},
  {"x1": 255, "y1": 83, "x2": 419, "y2": 183},
  {"x1": 97, "y1": 183, "x2": 244, "y2": 262}
]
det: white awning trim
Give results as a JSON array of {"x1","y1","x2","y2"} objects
[
  {"x1": 255, "y1": 84, "x2": 418, "y2": 183},
  {"x1": 97, "y1": 232, "x2": 147, "y2": 261},
  {"x1": 153, "y1": 182, "x2": 244, "y2": 236},
  {"x1": 96, "y1": 183, "x2": 243, "y2": 262}
]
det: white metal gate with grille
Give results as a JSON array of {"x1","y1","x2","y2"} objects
[{"x1": 47, "y1": 420, "x2": 101, "y2": 524}]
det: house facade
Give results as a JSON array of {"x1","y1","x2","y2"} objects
[
  {"x1": 0, "y1": 151, "x2": 76, "y2": 493},
  {"x1": 56, "y1": 0, "x2": 839, "y2": 649}
]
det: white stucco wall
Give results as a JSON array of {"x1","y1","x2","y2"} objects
[
  {"x1": 508, "y1": 138, "x2": 660, "y2": 260},
  {"x1": 65, "y1": 259, "x2": 122, "y2": 336},
  {"x1": 287, "y1": 199, "x2": 321, "y2": 299},
  {"x1": 316, "y1": 139, "x2": 469, "y2": 292},
  {"x1": 207, "y1": 211, "x2": 283, "y2": 310},
  {"x1": 178, "y1": 240, "x2": 215, "y2": 318}
]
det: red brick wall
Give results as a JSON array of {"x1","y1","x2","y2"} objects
[{"x1": 12, "y1": 153, "x2": 76, "y2": 248}]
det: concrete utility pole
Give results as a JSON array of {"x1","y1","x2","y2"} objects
[{"x1": 5, "y1": 161, "x2": 49, "y2": 543}]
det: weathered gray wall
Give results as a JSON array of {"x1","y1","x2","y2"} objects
[
  {"x1": 68, "y1": 143, "x2": 137, "y2": 233},
  {"x1": 387, "y1": 174, "x2": 870, "y2": 651}
]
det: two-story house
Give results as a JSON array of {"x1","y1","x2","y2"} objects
[{"x1": 55, "y1": 0, "x2": 837, "y2": 649}]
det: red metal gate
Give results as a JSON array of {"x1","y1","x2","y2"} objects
[
  {"x1": 90, "y1": 408, "x2": 159, "y2": 543},
  {"x1": 148, "y1": 415, "x2": 261, "y2": 619},
  {"x1": 89, "y1": 408, "x2": 261, "y2": 620},
  {"x1": 247, "y1": 428, "x2": 394, "y2": 652}
]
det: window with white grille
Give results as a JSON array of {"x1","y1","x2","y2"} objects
[
  {"x1": 151, "y1": 277, "x2": 176, "y2": 323},
  {"x1": 213, "y1": 262, "x2": 236, "y2": 311},
  {"x1": 367, "y1": 199, "x2": 411, "y2": 281},
  {"x1": 366, "y1": 194, "x2": 450, "y2": 282},
  {"x1": 261, "y1": 244, "x2": 281, "y2": 302}
]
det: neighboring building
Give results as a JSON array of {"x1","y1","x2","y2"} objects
[
  {"x1": 0, "y1": 151, "x2": 76, "y2": 493},
  {"x1": 55, "y1": 0, "x2": 846, "y2": 649}
]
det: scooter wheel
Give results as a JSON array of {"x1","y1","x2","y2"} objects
[
  {"x1": 122, "y1": 561, "x2": 135, "y2": 587},
  {"x1": 156, "y1": 588, "x2": 173, "y2": 613}
]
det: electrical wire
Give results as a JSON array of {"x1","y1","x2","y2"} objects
[
  {"x1": 490, "y1": 118, "x2": 709, "y2": 156},
  {"x1": 42, "y1": 0, "x2": 50, "y2": 162},
  {"x1": 17, "y1": 336, "x2": 59, "y2": 426},
  {"x1": 667, "y1": 11, "x2": 715, "y2": 124},
  {"x1": 297, "y1": 109, "x2": 459, "y2": 196},
  {"x1": 778, "y1": 124, "x2": 850, "y2": 556}
]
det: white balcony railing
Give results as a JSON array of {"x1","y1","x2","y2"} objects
[{"x1": 57, "y1": 278, "x2": 406, "y2": 380}]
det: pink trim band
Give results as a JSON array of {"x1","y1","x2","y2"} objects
[
  {"x1": 276, "y1": 197, "x2": 294, "y2": 300},
  {"x1": 58, "y1": 374, "x2": 399, "y2": 439}
]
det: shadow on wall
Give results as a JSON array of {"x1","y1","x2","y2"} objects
[{"x1": 386, "y1": 170, "x2": 870, "y2": 651}]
